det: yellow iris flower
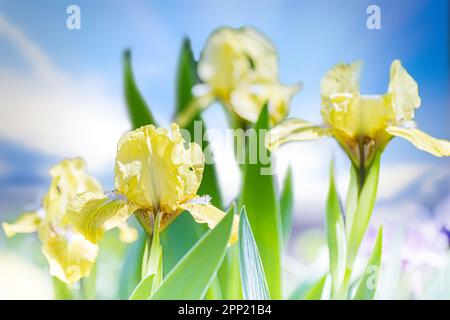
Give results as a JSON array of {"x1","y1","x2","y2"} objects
[
  {"x1": 177, "y1": 26, "x2": 301, "y2": 126},
  {"x1": 2, "y1": 158, "x2": 136, "y2": 284},
  {"x1": 266, "y1": 60, "x2": 450, "y2": 166},
  {"x1": 67, "y1": 124, "x2": 238, "y2": 245}
]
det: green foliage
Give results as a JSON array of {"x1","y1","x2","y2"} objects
[
  {"x1": 346, "y1": 152, "x2": 381, "y2": 269},
  {"x1": 239, "y1": 105, "x2": 283, "y2": 299},
  {"x1": 52, "y1": 276, "x2": 74, "y2": 300},
  {"x1": 160, "y1": 212, "x2": 203, "y2": 275},
  {"x1": 151, "y1": 210, "x2": 234, "y2": 299},
  {"x1": 130, "y1": 214, "x2": 163, "y2": 300},
  {"x1": 325, "y1": 161, "x2": 347, "y2": 298},
  {"x1": 353, "y1": 226, "x2": 383, "y2": 300},
  {"x1": 280, "y1": 166, "x2": 294, "y2": 245},
  {"x1": 123, "y1": 49, "x2": 158, "y2": 128},
  {"x1": 80, "y1": 263, "x2": 97, "y2": 299},
  {"x1": 302, "y1": 275, "x2": 328, "y2": 300},
  {"x1": 217, "y1": 203, "x2": 242, "y2": 300},
  {"x1": 117, "y1": 227, "x2": 147, "y2": 299},
  {"x1": 239, "y1": 207, "x2": 270, "y2": 300}
]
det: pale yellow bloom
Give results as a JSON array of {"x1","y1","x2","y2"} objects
[
  {"x1": 177, "y1": 26, "x2": 300, "y2": 126},
  {"x1": 3, "y1": 159, "x2": 98, "y2": 284},
  {"x1": 267, "y1": 60, "x2": 450, "y2": 166},
  {"x1": 68, "y1": 124, "x2": 238, "y2": 245}
]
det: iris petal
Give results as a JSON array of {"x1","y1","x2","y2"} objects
[
  {"x1": 67, "y1": 192, "x2": 137, "y2": 243},
  {"x1": 321, "y1": 60, "x2": 362, "y2": 97},
  {"x1": 266, "y1": 118, "x2": 331, "y2": 151},
  {"x1": 40, "y1": 230, "x2": 98, "y2": 284},
  {"x1": 2, "y1": 211, "x2": 41, "y2": 237},
  {"x1": 388, "y1": 60, "x2": 421, "y2": 122}
]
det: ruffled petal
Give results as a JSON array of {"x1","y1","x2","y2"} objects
[
  {"x1": 388, "y1": 60, "x2": 421, "y2": 122},
  {"x1": 386, "y1": 126, "x2": 450, "y2": 157},
  {"x1": 266, "y1": 118, "x2": 331, "y2": 151},
  {"x1": 114, "y1": 124, "x2": 204, "y2": 214},
  {"x1": 180, "y1": 201, "x2": 239, "y2": 245},
  {"x1": 67, "y1": 192, "x2": 137, "y2": 243},
  {"x1": 117, "y1": 222, "x2": 138, "y2": 244},
  {"x1": 2, "y1": 211, "x2": 41, "y2": 237},
  {"x1": 41, "y1": 231, "x2": 98, "y2": 284},
  {"x1": 321, "y1": 60, "x2": 362, "y2": 97}
]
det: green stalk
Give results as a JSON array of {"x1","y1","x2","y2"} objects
[
  {"x1": 52, "y1": 276, "x2": 74, "y2": 300},
  {"x1": 339, "y1": 151, "x2": 381, "y2": 299},
  {"x1": 80, "y1": 263, "x2": 97, "y2": 299}
]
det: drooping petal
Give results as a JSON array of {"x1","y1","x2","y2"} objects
[
  {"x1": 117, "y1": 222, "x2": 138, "y2": 244},
  {"x1": 265, "y1": 118, "x2": 332, "y2": 151},
  {"x1": 2, "y1": 211, "x2": 42, "y2": 237},
  {"x1": 388, "y1": 60, "x2": 421, "y2": 123},
  {"x1": 67, "y1": 192, "x2": 137, "y2": 243},
  {"x1": 386, "y1": 126, "x2": 450, "y2": 157},
  {"x1": 321, "y1": 61, "x2": 362, "y2": 97},
  {"x1": 40, "y1": 230, "x2": 98, "y2": 285},
  {"x1": 180, "y1": 200, "x2": 239, "y2": 245}
]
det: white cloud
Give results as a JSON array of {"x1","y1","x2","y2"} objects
[
  {"x1": 0, "y1": 15, "x2": 129, "y2": 172},
  {"x1": 377, "y1": 163, "x2": 430, "y2": 201}
]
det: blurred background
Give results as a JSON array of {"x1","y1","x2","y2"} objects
[{"x1": 0, "y1": 0, "x2": 448, "y2": 299}]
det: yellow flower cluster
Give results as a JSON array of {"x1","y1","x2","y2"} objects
[{"x1": 267, "y1": 60, "x2": 450, "y2": 166}]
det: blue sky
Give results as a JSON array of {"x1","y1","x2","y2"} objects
[{"x1": 0, "y1": 0, "x2": 448, "y2": 222}]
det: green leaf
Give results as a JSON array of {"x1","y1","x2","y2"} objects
[
  {"x1": 220, "y1": 241, "x2": 242, "y2": 299},
  {"x1": 129, "y1": 274, "x2": 156, "y2": 300},
  {"x1": 325, "y1": 160, "x2": 347, "y2": 298},
  {"x1": 117, "y1": 227, "x2": 147, "y2": 299},
  {"x1": 353, "y1": 226, "x2": 383, "y2": 300},
  {"x1": 346, "y1": 152, "x2": 381, "y2": 268},
  {"x1": 239, "y1": 207, "x2": 270, "y2": 300},
  {"x1": 280, "y1": 166, "x2": 294, "y2": 245},
  {"x1": 52, "y1": 276, "x2": 73, "y2": 300},
  {"x1": 239, "y1": 105, "x2": 283, "y2": 299},
  {"x1": 175, "y1": 38, "x2": 198, "y2": 115},
  {"x1": 288, "y1": 281, "x2": 313, "y2": 300},
  {"x1": 123, "y1": 49, "x2": 158, "y2": 129},
  {"x1": 141, "y1": 213, "x2": 163, "y2": 288},
  {"x1": 345, "y1": 164, "x2": 359, "y2": 236},
  {"x1": 80, "y1": 263, "x2": 96, "y2": 300},
  {"x1": 218, "y1": 203, "x2": 242, "y2": 299},
  {"x1": 302, "y1": 274, "x2": 328, "y2": 300},
  {"x1": 160, "y1": 212, "x2": 204, "y2": 275},
  {"x1": 151, "y1": 210, "x2": 234, "y2": 299},
  {"x1": 129, "y1": 221, "x2": 163, "y2": 300}
]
